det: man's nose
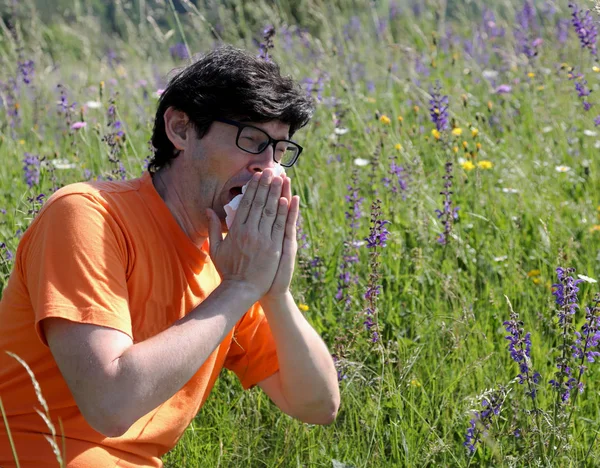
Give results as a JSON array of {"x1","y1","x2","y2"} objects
[{"x1": 249, "y1": 144, "x2": 276, "y2": 173}]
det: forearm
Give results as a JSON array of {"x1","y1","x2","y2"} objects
[
  {"x1": 260, "y1": 292, "x2": 340, "y2": 422},
  {"x1": 107, "y1": 280, "x2": 259, "y2": 434}
]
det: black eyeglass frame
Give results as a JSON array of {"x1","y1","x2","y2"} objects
[{"x1": 214, "y1": 118, "x2": 304, "y2": 168}]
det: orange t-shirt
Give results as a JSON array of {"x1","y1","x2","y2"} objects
[{"x1": 0, "y1": 172, "x2": 279, "y2": 467}]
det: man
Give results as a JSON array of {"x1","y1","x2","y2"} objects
[{"x1": 0, "y1": 45, "x2": 340, "y2": 467}]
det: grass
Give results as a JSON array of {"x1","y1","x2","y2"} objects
[{"x1": 2, "y1": 0, "x2": 600, "y2": 466}]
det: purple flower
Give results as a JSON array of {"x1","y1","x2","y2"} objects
[
  {"x1": 70, "y1": 121, "x2": 87, "y2": 130},
  {"x1": 514, "y1": 1, "x2": 541, "y2": 58},
  {"x1": 494, "y1": 84, "x2": 512, "y2": 94},
  {"x1": 436, "y1": 162, "x2": 459, "y2": 246},
  {"x1": 464, "y1": 391, "x2": 504, "y2": 455},
  {"x1": 569, "y1": 70, "x2": 593, "y2": 111},
  {"x1": 569, "y1": 3, "x2": 598, "y2": 56},
  {"x1": 258, "y1": 25, "x2": 276, "y2": 61},
  {"x1": 18, "y1": 59, "x2": 34, "y2": 86},
  {"x1": 22, "y1": 153, "x2": 40, "y2": 188},
  {"x1": 429, "y1": 81, "x2": 449, "y2": 131},
  {"x1": 0, "y1": 242, "x2": 13, "y2": 262},
  {"x1": 504, "y1": 308, "x2": 540, "y2": 399},
  {"x1": 169, "y1": 42, "x2": 189, "y2": 60}
]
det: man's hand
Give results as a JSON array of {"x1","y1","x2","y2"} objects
[
  {"x1": 263, "y1": 175, "x2": 299, "y2": 298},
  {"x1": 206, "y1": 169, "x2": 289, "y2": 299}
]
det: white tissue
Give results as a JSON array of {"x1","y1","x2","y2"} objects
[{"x1": 224, "y1": 165, "x2": 286, "y2": 228}]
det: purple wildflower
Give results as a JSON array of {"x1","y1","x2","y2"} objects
[
  {"x1": 70, "y1": 121, "x2": 87, "y2": 130},
  {"x1": 0, "y1": 242, "x2": 13, "y2": 262},
  {"x1": 504, "y1": 307, "x2": 540, "y2": 400},
  {"x1": 569, "y1": 70, "x2": 592, "y2": 112},
  {"x1": 258, "y1": 25, "x2": 276, "y2": 61},
  {"x1": 17, "y1": 58, "x2": 34, "y2": 86},
  {"x1": 514, "y1": 1, "x2": 541, "y2": 58},
  {"x1": 569, "y1": 3, "x2": 598, "y2": 56},
  {"x1": 549, "y1": 267, "x2": 583, "y2": 404},
  {"x1": 22, "y1": 153, "x2": 40, "y2": 188},
  {"x1": 557, "y1": 18, "x2": 570, "y2": 44},
  {"x1": 435, "y1": 162, "x2": 459, "y2": 245},
  {"x1": 336, "y1": 172, "x2": 363, "y2": 306},
  {"x1": 464, "y1": 391, "x2": 504, "y2": 455},
  {"x1": 429, "y1": 81, "x2": 449, "y2": 131},
  {"x1": 495, "y1": 84, "x2": 512, "y2": 94},
  {"x1": 362, "y1": 199, "x2": 388, "y2": 343},
  {"x1": 169, "y1": 42, "x2": 190, "y2": 60},
  {"x1": 594, "y1": 115, "x2": 600, "y2": 126}
]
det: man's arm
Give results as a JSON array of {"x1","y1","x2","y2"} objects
[
  {"x1": 43, "y1": 280, "x2": 258, "y2": 438},
  {"x1": 258, "y1": 292, "x2": 340, "y2": 425}
]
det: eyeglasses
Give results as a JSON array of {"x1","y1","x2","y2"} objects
[{"x1": 214, "y1": 118, "x2": 303, "y2": 167}]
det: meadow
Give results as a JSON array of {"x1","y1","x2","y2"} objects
[{"x1": 2, "y1": 0, "x2": 600, "y2": 466}]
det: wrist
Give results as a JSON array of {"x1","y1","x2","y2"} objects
[
  {"x1": 218, "y1": 279, "x2": 263, "y2": 305},
  {"x1": 259, "y1": 290, "x2": 292, "y2": 309}
]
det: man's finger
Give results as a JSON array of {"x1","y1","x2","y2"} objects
[
  {"x1": 285, "y1": 195, "x2": 300, "y2": 240},
  {"x1": 233, "y1": 172, "x2": 261, "y2": 226},
  {"x1": 258, "y1": 176, "x2": 283, "y2": 235},
  {"x1": 271, "y1": 197, "x2": 288, "y2": 244},
  {"x1": 282, "y1": 176, "x2": 292, "y2": 204},
  {"x1": 245, "y1": 170, "x2": 273, "y2": 228}
]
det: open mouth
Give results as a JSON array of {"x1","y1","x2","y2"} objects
[{"x1": 227, "y1": 186, "x2": 243, "y2": 203}]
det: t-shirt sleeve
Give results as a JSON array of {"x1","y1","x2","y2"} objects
[
  {"x1": 21, "y1": 193, "x2": 132, "y2": 346},
  {"x1": 223, "y1": 303, "x2": 279, "y2": 390}
]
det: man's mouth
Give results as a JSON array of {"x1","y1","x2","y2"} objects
[{"x1": 227, "y1": 186, "x2": 243, "y2": 203}]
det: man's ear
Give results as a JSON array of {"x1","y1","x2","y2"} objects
[{"x1": 163, "y1": 106, "x2": 189, "y2": 151}]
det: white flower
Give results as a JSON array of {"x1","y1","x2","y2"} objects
[
  {"x1": 541, "y1": 126, "x2": 553, "y2": 133},
  {"x1": 353, "y1": 158, "x2": 370, "y2": 166},
  {"x1": 494, "y1": 255, "x2": 508, "y2": 262},
  {"x1": 334, "y1": 128, "x2": 349, "y2": 135},
  {"x1": 482, "y1": 70, "x2": 499, "y2": 79},
  {"x1": 555, "y1": 165, "x2": 571, "y2": 173},
  {"x1": 502, "y1": 188, "x2": 519, "y2": 193},
  {"x1": 584, "y1": 129, "x2": 598, "y2": 136},
  {"x1": 51, "y1": 158, "x2": 77, "y2": 170},
  {"x1": 85, "y1": 101, "x2": 102, "y2": 109},
  {"x1": 577, "y1": 274, "x2": 597, "y2": 283}
]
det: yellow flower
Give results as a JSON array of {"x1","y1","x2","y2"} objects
[
  {"x1": 477, "y1": 160, "x2": 493, "y2": 169},
  {"x1": 379, "y1": 115, "x2": 391, "y2": 124},
  {"x1": 431, "y1": 129, "x2": 441, "y2": 140},
  {"x1": 461, "y1": 161, "x2": 475, "y2": 171},
  {"x1": 100, "y1": 81, "x2": 105, "y2": 89},
  {"x1": 452, "y1": 146, "x2": 458, "y2": 153},
  {"x1": 471, "y1": 127, "x2": 479, "y2": 138},
  {"x1": 413, "y1": 105, "x2": 420, "y2": 113},
  {"x1": 394, "y1": 143, "x2": 402, "y2": 150},
  {"x1": 410, "y1": 378, "x2": 421, "y2": 388},
  {"x1": 590, "y1": 225, "x2": 600, "y2": 232},
  {"x1": 462, "y1": 141, "x2": 468, "y2": 149},
  {"x1": 397, "y1": 116, "x2": 403, "y2": 123},
  {"x1": 594, "y1": 66, "x2": 600, "y2": 73},
  {"x1": 527, "y1": 269, "x2": 541, "y2": 277},
  {"x1": 18, "y1": 139, "x2": 25, "y2": 145},
  {"x1": 298, "y1": 303, "x2": 309, "y2": 312},
  {"x1": 532, "y1": 278, "x2": 542, "y2": 285},
  {"x1": 476, "y1": 142, "x2": 482, "y2": 150},
  {"x1": 527, "y1": 72, "x2": 535, "y2": 78},
  {"x1": 451, "y1": 127, "x2": 463, "y2": 136},
  {"x1": 487, "y1": 101, "x2": 493, "y2": 111}
]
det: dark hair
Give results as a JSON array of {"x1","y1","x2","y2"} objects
[{"x1": 148, "y1": 45, "x2": 315, "y2": 172}]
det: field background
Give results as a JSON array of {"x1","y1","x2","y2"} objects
[{"x1": 1, "y1": 0, "x2": 600, "y2": 466}]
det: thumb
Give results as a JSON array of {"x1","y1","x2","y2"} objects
[{"x1": 205, "y1": 208, "x2": 222, "y2": 256}]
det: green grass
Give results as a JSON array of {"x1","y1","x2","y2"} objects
[{"x1": 2, "y1": 0, "x2": 600, "y2": 466}]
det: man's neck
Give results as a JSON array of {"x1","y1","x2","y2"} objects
[{"x1": 152, "y1": 168, "x2": 208, "y2": 248}]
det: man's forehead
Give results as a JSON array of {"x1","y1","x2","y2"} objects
[{"x1": 244, "y1": 119, "x2": 290, "y2": 138}]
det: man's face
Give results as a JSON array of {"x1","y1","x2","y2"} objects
[{"x1": 179, "y1": 118, "x2": 291, "y2": 233}]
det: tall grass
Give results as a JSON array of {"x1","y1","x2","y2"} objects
[{"x1": 2, "y1": 0, "x2": 600, "y2": 466}]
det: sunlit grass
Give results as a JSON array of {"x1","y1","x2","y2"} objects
[{"x1": 2, "y1": 0, "x2": 600, "y2": 466}]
